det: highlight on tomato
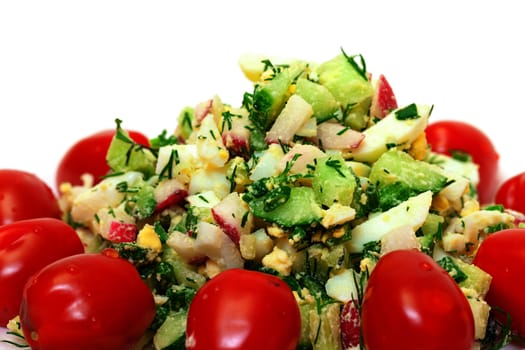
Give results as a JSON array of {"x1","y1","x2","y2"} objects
[
  {"x1": 185, "y1": 268, "x2": 301, "y2": 350},
  {"x1": 55, "y1": 128, "x2": 150, "y2": 190},
  {"x1": 0, "y1": 169, "x2": 61, "y2": 226},
  {"x1": 19, "y1": 253, "x2": 156, "y2": 350},
  {"x1": 473, "y1": 228, "x2": 525, "y2": 337},
  {"x1": 425, "y1": 120, "x2": 500, "y2": 205},
  {"x1": 361, "y1": 249, "x2": 475, "y2": 350},
  {"x1": 0, "y1": 218, "x2": 85, "y2": 326}
]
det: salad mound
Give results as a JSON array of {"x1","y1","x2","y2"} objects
[{"x1": 46, "y1": 49, "x2": 518, "y2": 349}]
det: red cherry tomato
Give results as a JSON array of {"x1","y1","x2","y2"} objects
[
  {"x1": 20, "y1": 253, "x2": 155, "y2": 350},
  {"x1": 473, "y1": 228, "x2": 525, "y2": 337},
  {"x1": 495, "y1": 171, "x2": 525, "y2": 215},
  {"x1": 185, "y1": 268, "x2": 301, "y2": 350},
  {"x1": 425, "y1": 120, "x2": 500, "y2": 205},
  {"x1": 0, "y1": 218, "x2": 84, "y2": 325},
  {"x1": 361, "y1": 249, "x2": 474, "y2": 350},
  {"x1": 55, "y1": 129, "x2": 150, "y2": 189},
  {"x1": 0, "y1": 169, "x2": 61, "y2": 226}
]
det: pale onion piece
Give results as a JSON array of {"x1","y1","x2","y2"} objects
[
  {"x1": 438, "y1": 175, "x2": 470, "y2": 205},
  {"x1": 58, "y1": 175, "x2": 93, "y2": 214},
  {"x1": 238, "y1": 52, "x2": 306, "y2": 82},
  {"x1": 167, "y1": 230, "x2": 206, "y2": 263},
  {"x1": 316, "y1": 122, "x2": 364, "y2": 150},
  {"x1": 350, "y1": 104, "x2": 432, "y2": 163},
  {"x1": 428, "y1": 152, "x2": 480, "y2": 187},
  {"x1": 467, "y1": 295, "x2": 491, "y2": 340},
  {"x1": 295, "y1": 117, "x2": 317, "y2": 138},
  {"x1": 196, "y1": 114, "x2": 229, "y2": 168},
  {"x1": 276, "y1": 143, "x2": 326, "y2": 175},
  {"x1": 188, "y1": 167, "x2": 230, "y2": 199},
  {"x1": 71, "y1": 171, "x2": 143, "y2": 225},
  {"x1": 325, "y1": 269, "x2": 360, "y2": 303},
  {"x1": 345, "y1": 161, "x2": 371, "y2": 177},
  {"x1": 346, "y1": 190, "x2": 432, "y2": 253},
  {"x1": 194, "y1": 221, "x2": 244, "y2": 270},
  {"x1": 442, "y1": 233, "x2": 469, "y2": 254},
  {"x1": 265, "y1": 94, "x2": 314, "y2": 145},
  {"x1": 240, "y1": 229, "x2": 275, "y2": 261},
  {"x1": 201, "y1": 260, "x2": 223, "y2": 279},
  {"x1": 155, "y1": 144, "x2": 199, "y2": 185},
  {"x1": 186, "y1": 190, "x2": 221, "y2": 208},
  {"x1": 249, "y1": 144, "x2": 285, "y2": 181},
  {"x1": 460, "y1": 199, "x2": 481, "y2": 217},
  {"x1": 429, "y1": 151, "x2": 479, "y2": 207},
  {"x1": 252, "y1": 229, "x2": 274, "y2": 260},
  {"x1": 432, "y1": 243, "x2": 450, "y2": 261},
  {"x1": 239, "y1": 234, "x2": 257, "y2": 260},
  {"x1": 209, "y1": 95, "x2": 225, "y2": 125},
  {"x1": 380, "y1": 225, "x2": 421, "y2": 255},
  {"x1": 443, "y1": 209, "x2": 515, "y2": 254},
  {"x1": 274, "y1": 235, "x2": 299, "y2": 258}
]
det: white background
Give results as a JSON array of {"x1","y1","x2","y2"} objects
[{"x1": 1, "y1": 1, "x2": 523, "y2": 193}]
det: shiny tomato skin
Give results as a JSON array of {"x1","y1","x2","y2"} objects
[
  {"x1": 425, "y1": 120, "x2": 500, "y2": 205},
  {"x1": 20, "y1": 253, "x2": 155, "y2": 350},
  {"x1": 55, "y1": 129, "x2": 150, "y2": 189},
  {"x1": 186, "y1": 268, "x2": 301, "y2": 350},
  {"x1": 473, "y1": 228, "x2": 525, "y2": 336},
  {"x1": 0, "y1": 218, "x2": 84, "y2": 326},
  {"x1": 0, "y1": 169, "x2": 61, "y2": 226},
  {"x1": 495, "y1": 171, "x2": 525, "y2": 215},
  {"x1": 361, "y1": 249, "x2": 474, "y2": 350}
]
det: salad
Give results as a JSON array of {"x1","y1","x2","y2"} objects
[{"x1": 1, "y1": 49, "x2": 524, "y2": 350}]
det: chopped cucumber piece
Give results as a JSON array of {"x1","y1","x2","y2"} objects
[
  {"x1": 454, "y1": 258, "x2": 492, "y2": 298},
  {"x1": 174, "y1": 106, "x2": 195, "y2": 141},
  {"x1": 308, "y1": 302, "x2": 342, "y2": 350},
  {"x1": 317, "y1": 53, "x2": 374, "y2": 130},
  {"x1": 251, "y1": 62, "x2": 305, "y2": 129},
  {"x1": 247, "y1": 186, "x2": 322, "y2": 227},
  {"x1": 313, "y1": 154, "x2": 356, "y2": 207},
  {"x1": 107, "y1": 120, "x2": 156, "y2": 178},
  {"x1": 369, "y1": 148, "x2": 449, "y2": 210},
  {"x1": 295, "y1": 77, "x2": 340, "y2": 121},
  {"x1": 153, "y1": 309, "x2": 187, "y2": 350}
]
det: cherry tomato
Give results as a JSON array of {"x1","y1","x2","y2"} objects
[
  {"x1": 495, "y1": 171, "x2": 525, "y2": 215},
  {"x1": 473, "y1": 228, "x2": 525, "y2": 337},
  {"x1": 20, "y1": 253, "x2": 155, "y2": 350},
  {"x1": 361, "y1": 249, "x2": 474, "y2": 350},
  {"x1": 0, "y1": 218, "x2": 84, "y2": 326},
  {"x1": 0, "y1": 169, "x2": 61, "y2": 226},
  {"x1": 185, "y1": 268, "x2": 301, "y2": 350},
  {"x1": 425, "y1": 120, "x2": 500, "y2": 205},
  {"x1": 55, "y1": 129, "x2": 150, "y2": 189}
]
